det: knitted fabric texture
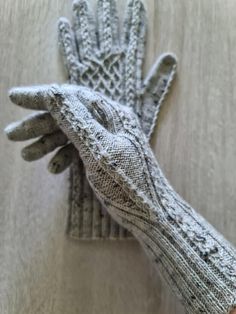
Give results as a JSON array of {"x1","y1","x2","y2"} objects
[
  {"x1": 58, "y1": 0, "x2": 177, "y2": 238},
  {"x1": 7, "y1": 84, "x2": 236, "y2": 314}
]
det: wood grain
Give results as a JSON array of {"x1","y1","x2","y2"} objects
[{"x1": 0, "y1": 0, "x2": 235, "y2": 313}]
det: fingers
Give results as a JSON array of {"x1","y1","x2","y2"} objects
[
  {"x1": 141, "y1": 53, "x2": 177, "y2": 139},
  {"x1": 123, "y1": 0, "x2": 147, "y2": 108},
  {"x1": 97, "y1": 0, "x2": 119, "y2": 52},
  {"x1": 4, "y1": 112, "x2": 59, "y2": 141},
  {"x1": 7, "y1": 84, "x2": 113, "y2": 160},
  {"x1": 72, "y1": 0, "x2": 96, "y2": 59},
  {"x1": 21, "y1": 131, "x2": 68, "y2": 161},
  {"x1": 9, "y1": 85, "x2": 49, "y2": 110},
  {"x1": 58, "y1": 17, "x2": 83, "y2": 84},
  {"x1": 48, "y1": 143, "x2": 77, "y2": 174}
]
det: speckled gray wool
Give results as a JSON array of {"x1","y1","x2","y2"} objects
[
  {"x1": 8, "y1": 84, "x2": 236, "y2": 313},
  {"x1": 57, "y1": 0, "x2": 177, "y2": 238},
  {"x1": 4, "y1": 0, "x2": 177, "y2": 239}
]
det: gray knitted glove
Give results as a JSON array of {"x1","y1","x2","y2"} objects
[
  {"x1": 58, "y1": 0, "x2": 176, "y2": 137},
  {"x1": 7, "y1": 84, "x2": 236, "y2": 313},
  {"x1": 57, "y1": 0, "x2": 177, "y2": 239},
  {"x1": 5, "y1": 0, "x2": 177, "y2": 239}
]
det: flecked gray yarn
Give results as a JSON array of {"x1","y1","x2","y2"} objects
[
  {"x1": 5, "y1": 0, "x2": 177, "y2": 239},
  {"x1": 7, "y1": 84, "x2": 236, "y2": 314},
  {"x1": 57, "y1": 0, "x2": 177, "y2": 238}
]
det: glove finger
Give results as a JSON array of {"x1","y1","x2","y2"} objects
[
  {"x1": 73, "y1": 0, "x2": 97, "y2": 59},
  {"x1": 143, "y1": 53, "x2": 177, "y2": 94},
  {"x1": 141, "y1": 53, "x2": 177, "y2": 139},
  {"x1": 58, "y1": 17, "x2": 83, "y2": 84},
  {"x1": 123, "y1": 0, "x2": 146, "y2": 47},
  {"x1": 48, "y1": 143, "x2": 77, "y2": 174},
  {"x1": 8, "y1": 84, "x2": 113, "y2": 158},
  {"x1": 4, "y1": 112, "x2": 59, "y2": 141},
  {"x1": 123, "y1": 0, "x2": 146, "y2": 108},
  {"x1": 21, "y1": 131, "x2": 68, "y2": 161},
  {"x1": 9, "y1": 85, "x2": 55, "y2": 109},
  {"x1": 97, "y1": 0, "x2": 119, "y2": 52},
  {"x1": 9, "y1": 85, "x2": 49, "y2": 110}
]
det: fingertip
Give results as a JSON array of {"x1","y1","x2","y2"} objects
[
  {"x1": 73, "y1": 0, "x2": 86, "y2": 12},
  {"x1": 21, "y1": 144, "x2": 43, "y2": 162},
  {"x1": 4, "y1": 122, "x2": 18, "y2": 140},
  {"x1": 58, "y1": 17, "x2": 71, "y2": 31},
  {"x1": 126, "y1": 0, "x2": 146, "y2": 20},
  {"x1": 48, "y1": 144, "x2": 75, "y2": 174},
  {"x1": 161, "y1": 52, "x2": 178, "y2": 67},
  {"x1": 8, "y1": 87, "x2": 22, "y2": 104},
  {"x1": 48, "y1": 158, "x2": 65, "y2": 174},
  {"x1": 21, "y1": 147, "x2": 33, "y2": 162}
]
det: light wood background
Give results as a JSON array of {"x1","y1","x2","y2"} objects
[{"x1": 1, "y1": 0, "x2": 236, "y2": 313}]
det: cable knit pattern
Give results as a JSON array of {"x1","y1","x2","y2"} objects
[
  {"x1": 58, "y1": 0, "x2": 177, "y2": 239},
  {"x1": 50, "y1": 85, "x2": 236, "y2": 313},
  {"x1": 8, "y1": 84, "x2": 235, "y2": 313}
]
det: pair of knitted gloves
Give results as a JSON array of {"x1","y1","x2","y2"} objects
[{"x1": 5, "y1": 0, "x2": 236, "y2": 313}]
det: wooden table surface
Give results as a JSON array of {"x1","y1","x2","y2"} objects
[{"x1": 0, "y1": 0, "x2": 236, "y2": 313}]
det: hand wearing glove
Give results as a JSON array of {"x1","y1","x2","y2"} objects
[
  {"x1": 5, "y1": 84, "x2": 236, "y2": 314},
  {"x1": 4, "y1": 0, "x2": 177, "y2": 239}
]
